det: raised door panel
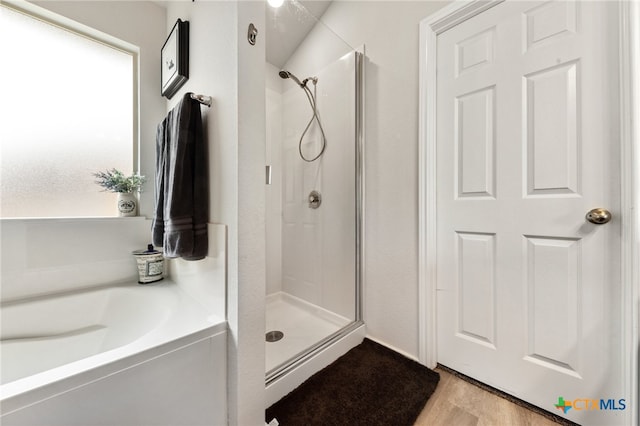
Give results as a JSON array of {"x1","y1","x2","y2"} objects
[
  {"x1": 455, "y1": 231, "x2": 496, "y2": 348},
  {"x1": 455, "y1": 86, "x2": 496, "y2": 199},
  {"x1": 524, "y1": 0, "x2": 577, "y2": 51},
  {"x1": 524, "y1": 61, "x2": 580, "y2": 197},
  {"x1": 524, "y1": 235, "x2": 581, "y2": 377}
]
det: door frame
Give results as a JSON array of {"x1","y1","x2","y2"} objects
[{"x1": 417, "y1": 1, "x2": 640, "y2": 424}]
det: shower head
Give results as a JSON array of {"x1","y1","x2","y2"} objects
[{"x1": 279, "y1": 70, "x2": 304, "y2": 87}]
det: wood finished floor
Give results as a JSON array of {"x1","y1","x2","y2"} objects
[{"x1": 414, "y1": 367, "x2": 561, "y2": 426}]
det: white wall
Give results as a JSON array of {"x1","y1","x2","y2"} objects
[
  {"x1": 236, "y1": 3, "x2": 267, "y2": 422},
  {"x1": 292, "y1": 1, "x2": 449, "y2": 358},
  {"x1": 0, "y1": 218, "x2": 151, "y2": 302},
  {"x1": 162, "y1": 0, "x2": 238, "y2": 329},
  {"x1": 164, "y1": 1, "x2": 238, "y2": 227},
  {"x1": 164, "y1": 2, "x2": 266, "y2": 425},
  {"x1": 266, "y1": 62, "x2": 284, "y2": 296}
]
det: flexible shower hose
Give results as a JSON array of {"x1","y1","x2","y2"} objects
[{"x1": 298, "y1": 80, "x2": 327, "y2": 162}]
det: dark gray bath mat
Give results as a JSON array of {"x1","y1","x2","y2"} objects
[{"x1": 265, "y1": 338, "x2": 440, "y2": 425}]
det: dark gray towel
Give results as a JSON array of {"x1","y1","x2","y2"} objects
[{"x1": 152, "y1": 93, "x2": 208, "y2": 260}]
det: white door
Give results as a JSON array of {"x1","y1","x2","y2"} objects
[{"x1": 436, "y1": 1, "x2": 624, "y2": 424}]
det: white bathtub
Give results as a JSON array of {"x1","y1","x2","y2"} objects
[{"x1": 0, "y1": 280, "x2": 227, "y2": 426}]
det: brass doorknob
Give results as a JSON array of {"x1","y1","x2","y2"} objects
[{"x1": 586, "y1": 208, "x2": 612, "y2": 225}]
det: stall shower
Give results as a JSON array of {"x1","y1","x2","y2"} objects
[{"x1": 264, "y1": 1, "x2": 363, "y2": 387}]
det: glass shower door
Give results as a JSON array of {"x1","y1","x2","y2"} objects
[{"x1": 264, "y1": 1, "x2": 363, "y2": 381}]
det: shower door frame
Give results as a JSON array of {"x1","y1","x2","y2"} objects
[{"x1": 266, "y1": 49, "x2": 366, "y2": 386}]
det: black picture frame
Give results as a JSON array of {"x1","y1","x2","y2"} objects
[{"x1": 161, "y1": 19, "x2": 189, "y2": 99}]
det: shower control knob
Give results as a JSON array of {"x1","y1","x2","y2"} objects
[{"x1": 308, "y1": 191, "x2": 322, "y2": 209}]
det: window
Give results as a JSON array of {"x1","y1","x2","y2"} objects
[{"x1": 0, "y1": 4, "x2": 137, "y2": 218}]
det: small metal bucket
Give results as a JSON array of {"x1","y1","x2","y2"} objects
[{"x1": 132, "y1": 244, "x2": 164, "y2": 284}]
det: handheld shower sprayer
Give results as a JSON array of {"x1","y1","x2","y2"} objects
[
  {"x1": 279, "y1": 70, "x2": 326, "y2": 162},
  {"x1": 278, "y1": 70, "x2": 304, "y2": 88}
]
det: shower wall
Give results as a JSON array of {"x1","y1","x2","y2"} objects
[
  {"x1": 266, "y1": 52, "x2": 357, "y2": 321},
  {"x1": 266, "y1": 63, "x2": 284, "y2": 296}
]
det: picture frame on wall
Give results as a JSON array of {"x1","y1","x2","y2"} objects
[{"x1": 161, "y1": 19, "x2": 189, "y2": 99}]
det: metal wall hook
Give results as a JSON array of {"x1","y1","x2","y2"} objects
[{"x1": 247, "y1": 23, "x2": 258, "y2": 45}]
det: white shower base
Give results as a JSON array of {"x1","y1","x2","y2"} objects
[{"x1": 265, "y1": 291, "x2": 350, "y2": 373}]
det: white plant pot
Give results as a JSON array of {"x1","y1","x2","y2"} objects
[{"x1": 117, "y1": 192, "x2": 137, "y2": 217}]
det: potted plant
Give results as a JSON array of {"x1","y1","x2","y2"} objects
[{"x1": 93, "y1": 168, "x2": 146, "y2": 217}]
